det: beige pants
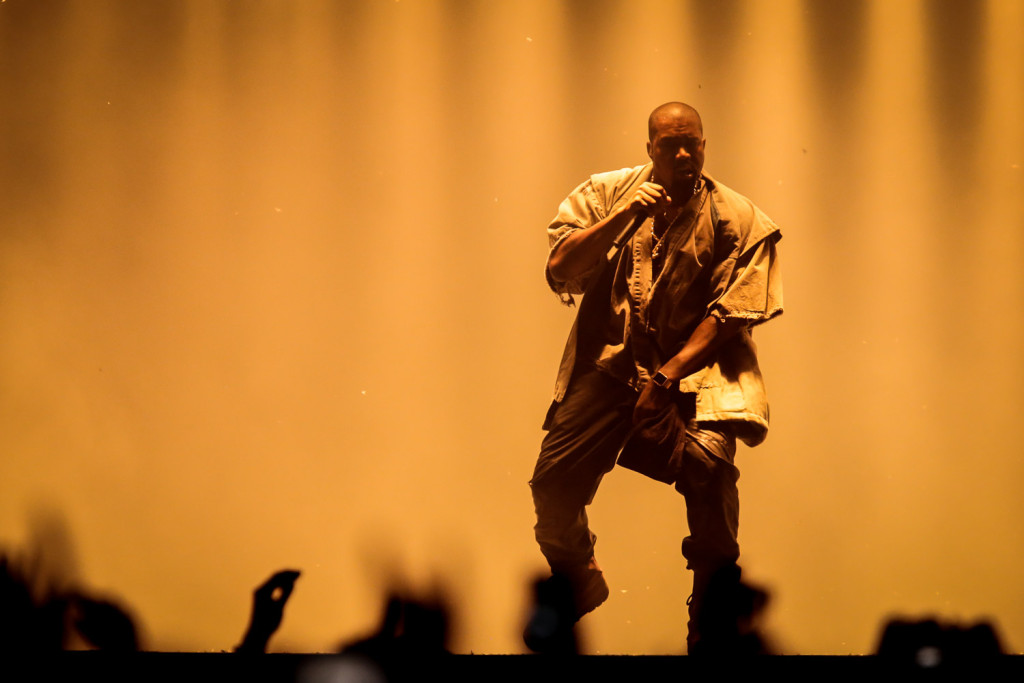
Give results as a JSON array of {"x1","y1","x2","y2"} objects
[{"x1": 530, "y1": 366, "x2": 740, "y2": 574}]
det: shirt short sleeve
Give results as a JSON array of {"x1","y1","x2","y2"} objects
[
  {"x1": 706, "y1": 214, "x2": 783, "y2": 326},
  {"x1": 544, "y1": 179, "x2": 609, "y2": 304}
]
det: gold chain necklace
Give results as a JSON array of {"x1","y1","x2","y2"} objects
[{"x1": 651, "y1": 177, "x2": 703, "y2": 261}]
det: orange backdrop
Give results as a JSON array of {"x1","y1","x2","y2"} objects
[{"x1": 2, "y1": 0, "x2": 1022, "y2": 654}]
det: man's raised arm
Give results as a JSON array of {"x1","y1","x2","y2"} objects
[{"x1": 547, "y1": 181, "x2": 673, "y2": 283}]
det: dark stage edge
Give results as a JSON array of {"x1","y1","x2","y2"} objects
[{"x1": 18, "y1": 652, "x2": 1024, "y2": 681}]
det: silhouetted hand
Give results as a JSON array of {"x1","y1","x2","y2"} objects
[
  {"x1": 70, "y1": 595, "x2": 139, "y2": 651},
  {"x1": 235, "y1": 569, "x2": 300, "y2": 653}
]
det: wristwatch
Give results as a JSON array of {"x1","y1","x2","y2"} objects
[{"x1": 651, "y1": 371, "x2": 674, "y2": 389}]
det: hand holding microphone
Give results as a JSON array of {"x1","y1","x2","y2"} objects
[{"x1": 612, "y1": 181, "x2": 673, "y2": 249}]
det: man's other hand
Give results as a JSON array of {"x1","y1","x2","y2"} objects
[{"x1": 633, "y1": 380, "x2": 673, "y2": 425}]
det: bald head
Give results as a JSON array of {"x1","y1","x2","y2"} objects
[
  {"x1": 648, "y1": 102, "x2": 703, "y2": 141},
  {"x1": 646, "y1": 102, "x2": 706, "y2": 196}
]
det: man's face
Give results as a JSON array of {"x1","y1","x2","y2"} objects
[{"x1": 647, "y1": 111, "x2": 705, "y2": 194}]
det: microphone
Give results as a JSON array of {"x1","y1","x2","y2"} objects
[{"x1": 610, "y1": 210, "x2": 650, "y2": 250}]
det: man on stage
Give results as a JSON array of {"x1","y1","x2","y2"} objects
[{"x1": 529, "y1": 102, "x2": 783, "y2": 652}]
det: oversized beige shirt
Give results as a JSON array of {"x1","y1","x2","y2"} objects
[{"x1": 545, "y1": 163, "x2": 783, "y2": 446}]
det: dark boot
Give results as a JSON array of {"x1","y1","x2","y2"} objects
[
  {"x1": 686, "y1": 563, "x2": 741, "y2": 655},
  {"x1": 548, "y1": 555, "x2": 609, "y2": 621},
  {"x1": 688, "y1": 564, "x2": 771, "y2": 655},
  {"x1": 522, "y1": 557, "x2": 609, "y2": 653},
  {"x1": 522, "y1": 573, "x2": 578, "y2": 654}
]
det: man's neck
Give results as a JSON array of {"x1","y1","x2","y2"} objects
[{"x1": 652, "y1": 174, "x2": 698, "y2": 203}]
